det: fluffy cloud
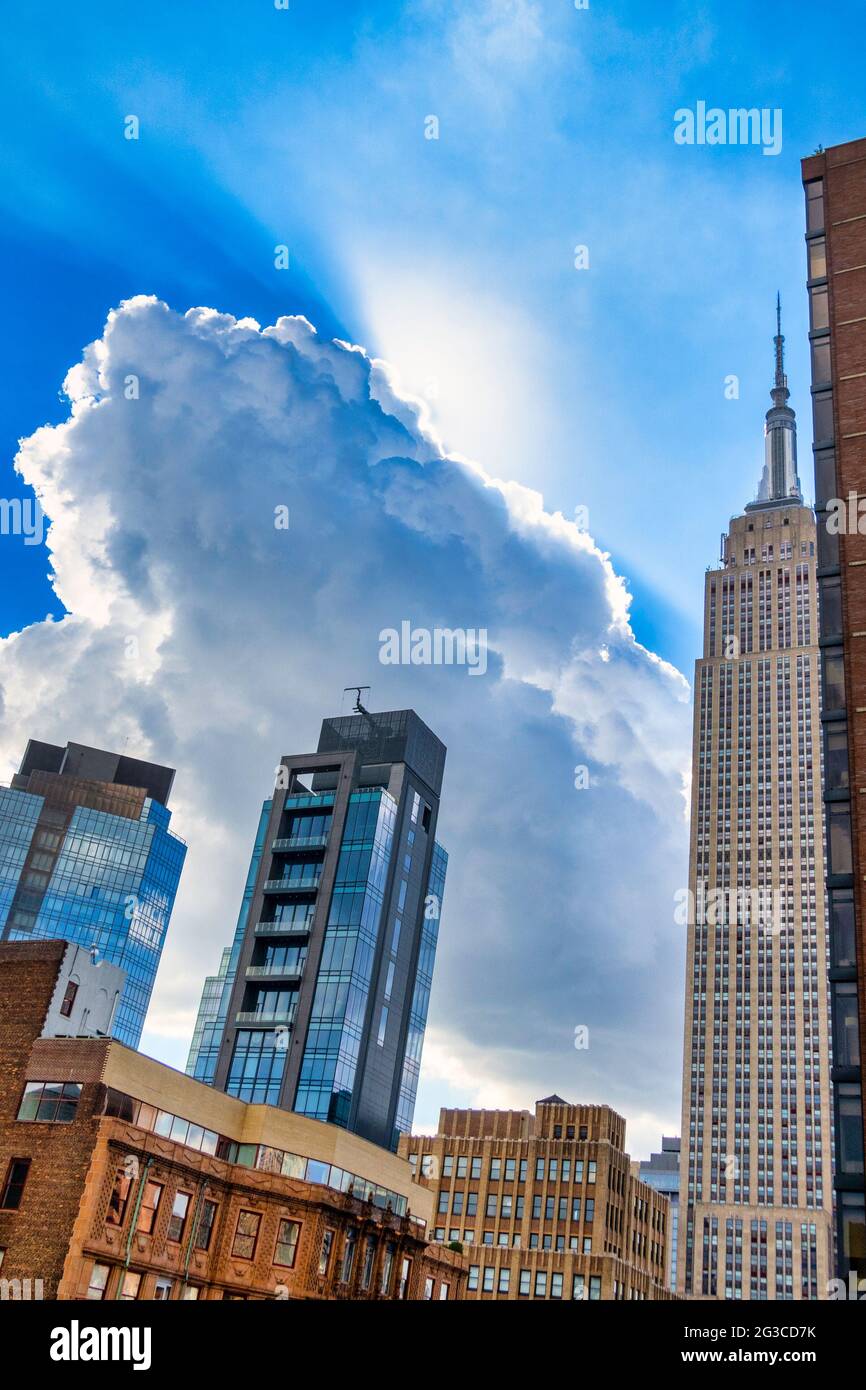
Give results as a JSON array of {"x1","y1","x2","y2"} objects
[{"x1": 1, "y1": 296, "x2": 690, "y2": 1157}]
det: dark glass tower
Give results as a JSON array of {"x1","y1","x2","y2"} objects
[
  {"x1": 0, "y1": 740, "x2": 186, "y2": 1047},
  {"x1": 208, "y1": 707, "x2": 447, "y2": 1152}
]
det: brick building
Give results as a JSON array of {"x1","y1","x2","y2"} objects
[
  {"x1": 801, "y1": 136, "x2": 866, "y2": 1282},
  {"x1": 0, "y1": 940, "x2": 465, "y2": 1300},
  {"x1": 399, "y1": 1097, "x2": 673, "y2": 1300}
]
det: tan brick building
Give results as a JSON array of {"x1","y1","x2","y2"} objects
[
  {"x1": 399, "y1": 1097, "x2": 673, "y2": 1300},
  {"x1": 802, "y1": 135, "x2": 866, "y2": 1282},
  {"x1": 0, "y1": 940, "x2": 465, "y2": 1301},
  {"x1": 678, "y1": 304, "x2": 834, "y2": 1298}
]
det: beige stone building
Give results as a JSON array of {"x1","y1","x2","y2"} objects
[
  {"x1": 678, "y1": 316, "x2": 834, "y2": 1297},
  {"x1": 400, "y1": 1097, "x2": 673, "y2": 1300}
]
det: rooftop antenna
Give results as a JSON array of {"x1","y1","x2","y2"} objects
[{"x1": 343, "y1": 686, "x2": 375, "y2": 725}]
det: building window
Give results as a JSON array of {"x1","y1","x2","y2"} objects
[
  {"x1": 0, "y1": 1158, "x2": 30, "y2": 1211},
  {"x1": 361, "y1": 1237, "x2": 376, "y2": 1290},
  {"x1": 482, "y1": 1266, "x2": 494, "y2": 1292},
  {"x1": 377, "y1": 1005, "x2": 388, "y2": 1047},
  {"x1": 319, "y1": 1228, "x2": 335, "y2": 1277},
  {"x1": 424, "y1": 1276, "x2": 435, "y2": 1299},
  {"x1": 468, "y1": 1265, "x2": 479, "y2": 1291},
  {"x1": 136, "y1": 1182, "x2": 163, "y2": 1235},
  {"x1": 86, "y1": 1262, "x2": 110, "y2": 1300},
  {"x1": 17, "y1": 1081, "x2": 81, "y2": 1123},
  {"x1": 180, "y1": 1284, "x2": 200, "y2": 1300},
  {"x1": 341, "y1": 1228, "x2": 357, "y2": 1283},
  {"x1": 534, "y1": 1270, "x2": 547, "y2": 1297},
  {"x1": 439, "y1": 1281, "x2": 450, "y2": 1300},
  {"x1": 379, "y1": 1242, "x2": 395, "y2": 1295},
  {"x1": 589, "y1": 1275, "x2": 602, "y2": 1300},
  {"x1": 232, "y1": 1209, "x2": 261, "y2": 1261},
  {"x1": 107, "y1": 1166, "x2": 135, "y2": 1227},
  {"x1": 119, "y1": 1270, "x2": 141, "y2": 1301},
  {"x1": 195, "y1": 1199, "x2": 218, "y2": 1251},
  {"x1": 551, "y1": 1272, "x2": 563, "y2": 1299},
  {"x1": 154, "y1": 1277, "x2": 173, "y2": 1301},
  {"x1": 398, "y1": 1256, "x2": 412, "y2": 1298},
  {"x1": 275, "y1": 1218, "x2": 301, "y2": 1269},
  {"x1": 498, "y1": 1267, "x2": 510, "y2": 1293},
  {"x1": 59, "y1": 980, "x2": 79, "y2": 1018},
  {"x1": 519, "y1": 1268, "x2": 531, "y2": 1296},
  {"x1": 573, "y1": 1274, "x2": 586, "y2": 1300},
  {"x1": 167, "y1": 1191, "x2": 191, "y2": 1243}
]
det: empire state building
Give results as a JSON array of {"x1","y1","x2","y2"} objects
[{"x1": 678, "y1": 304, "x2": 834, "y2": 1299}]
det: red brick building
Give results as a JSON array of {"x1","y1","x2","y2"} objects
[
  {"x1": 801, "y1": 136, "x2": 866, "y2": 1280},
  {"x1": 0, "y1": 940, "x2": 465, "y2": 1300}
]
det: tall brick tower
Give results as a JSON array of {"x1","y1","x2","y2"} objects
[{"x1": 678, "y1": 314, "x2": 834, "y2": 1298}]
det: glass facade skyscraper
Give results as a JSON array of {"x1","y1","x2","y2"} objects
[
  {"x1": 186, "y1": 800, "x2": 271, "y2": 1085},
  {"x1": 205, "y1": 707, "x2": 447, "y2": 1152},
  {"x1": 0, "y1": 740, "x2": 186, "y2": 1047},
  {"x1": 639, "y1": 1136, "x2": 681, "y2": 1294}
]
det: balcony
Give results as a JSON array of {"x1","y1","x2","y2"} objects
[
  {"x1": 245, "y1": 963, "x2": 305, "y2": 981},
  {"x1": 272, "y1": 835, "x2": 329, "y2": 852},
  {"x1": 253, "y1": 919, "x2": 313, "y2": 936},
  {"x1": 235, "y1": 1011, "x2": 296, "y2": 1027},
  {"x1": 263, "y1": 875, "x2": 320, "y2": 893}
]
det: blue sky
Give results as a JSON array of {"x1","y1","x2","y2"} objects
[
  {"x1": 0, "y1": 1, "x2": 863, "y2": 1151},
  {"x1": 3, "y1": 0, "x2": 864, "y2": 660}
]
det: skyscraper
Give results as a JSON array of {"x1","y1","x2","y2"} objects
[
  {"x1": 678, "y1": 318, "x2": 834, "y2": 1299},
  {"x1": 639, "y1": 1136, "x2": 680, "y2": 1294},
  {"x1": 207, "y1": 706, "x2": 447, "y2": 1153},
  {"x1": 801, "y1": 135, "x2": 866, "y2": 1283},
  {"x1": 0, "y1": 740, "x2": 186, "y2": 1047},
  {"x1": 186, "y1": 801, "x2": 272, "y2": 1086}
]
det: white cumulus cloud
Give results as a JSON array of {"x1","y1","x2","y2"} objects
[{"x1": 1, "y1": 295, "x2": 690, "y2": 1152}]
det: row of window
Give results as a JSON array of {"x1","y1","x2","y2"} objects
[
  {"x1": 85, "y1": 1224, "x2": 429, "y2": 1300},
  {"x1": 436, "y1": 1227, "x2": 593, "y2": 1253},
  {"x1": 414, "y1": 1152, "x2": 597, "y2": 1183},
  {"x1": 467, "y1": 1265, "x2": 603, "y2": 1299},
  {"x1": 437, "y1": 1190, "x2": 596, "y2": 1223}
]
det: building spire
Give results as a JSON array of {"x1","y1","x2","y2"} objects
[
  {"x1": 772, "y1": 291, "x2": 789, "y2": 405},
  {"x1": 748, "y1": 295, "x2": 802, "y2": 510}
]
